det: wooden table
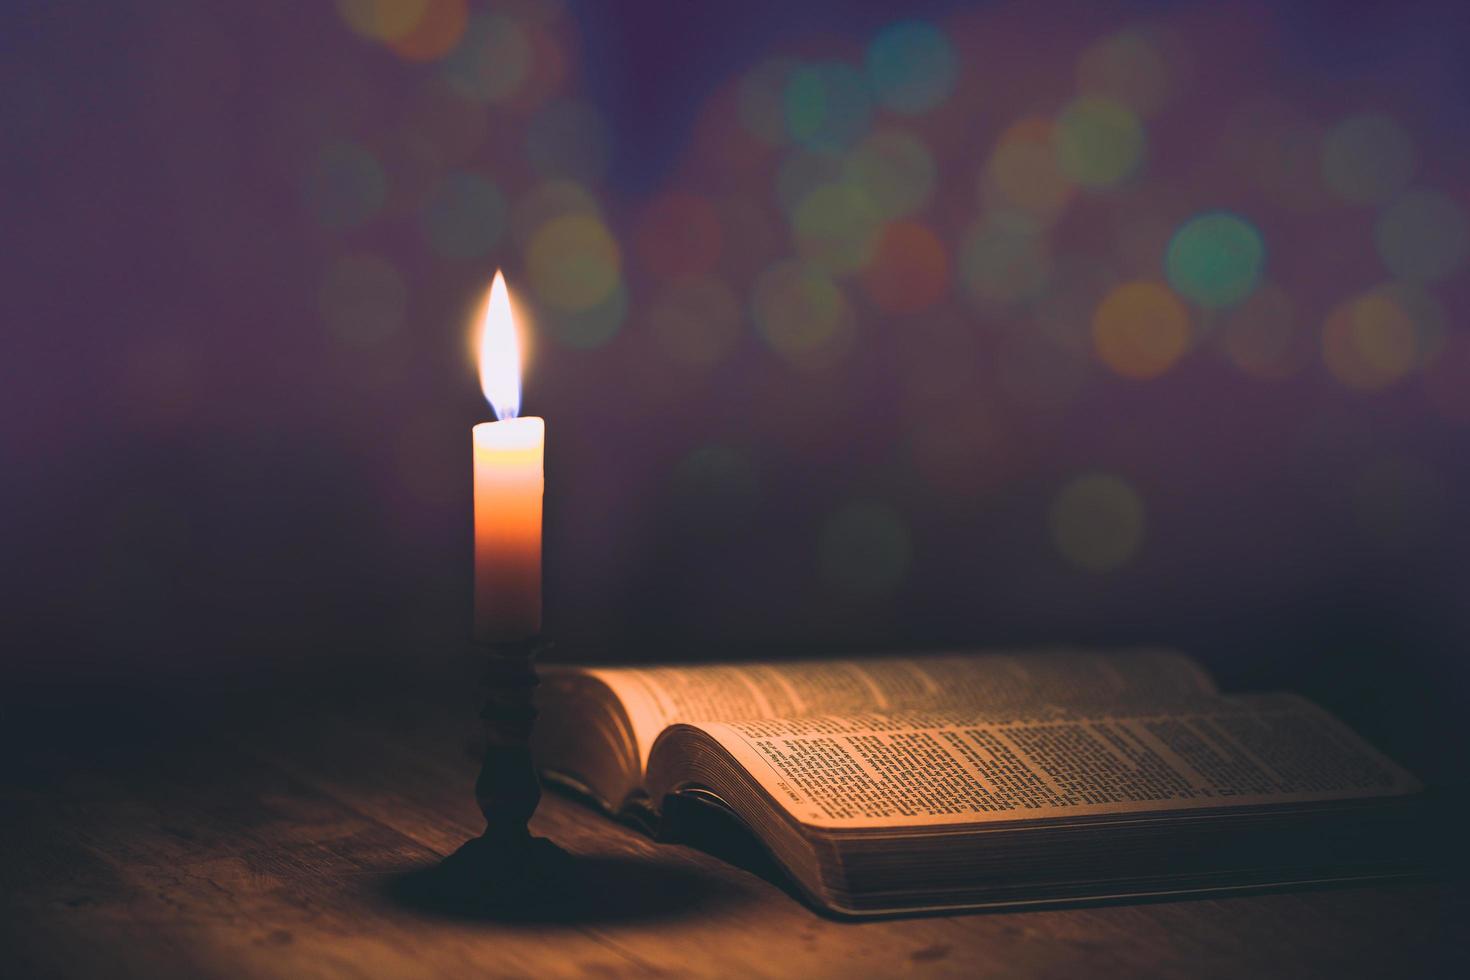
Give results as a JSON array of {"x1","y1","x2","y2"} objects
[{"x1": 2, "y1": 689, "x2": 1463, "y2": 979}]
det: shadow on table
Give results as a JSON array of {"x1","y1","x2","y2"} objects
[
  {"x1": 381, "y1": 847, "x2": 758, "y2": 925},
  {"x1": 381, "y1": 783, "x2": 819, "y2": 924}
]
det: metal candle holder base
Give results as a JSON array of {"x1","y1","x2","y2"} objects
[{"x1": 435, "y1": 635, "x2": 569, "y2": 903}]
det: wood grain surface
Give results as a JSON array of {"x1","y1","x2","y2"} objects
[{"x1": 2, "y1": 690, "x2": 1463, "y2": 979}]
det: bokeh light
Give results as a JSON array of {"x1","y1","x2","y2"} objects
[
  {"x1": 819, "y1": 500, "x2": 913, "y2": 595},
  {"x1": 784, "y1": 62, "x2": 872, "y2": 151},
  {"x1": 633, "y1": 192, "x2": 723, "y2": 281},
  {"x1": 1375, "y1": 188, "x2": 1468, "y2": 282},
  {"x1": 1165, "y1": 211, "x2": 1265, "y2": 309},
  {"x1": 337, "y1": 0, "x2": 429, "y2": 43},
  {"x1": 318, "y1": 252, "x2": 407, "y2": 347},
  {"x1": 525, "y1": 99, "x2": 611, "y2": 183},
  {"x1": 527, "y1": 211, "x2": 622, "y2": 312},
  {"x1": 647, "y1": 275, "x2": 743, "y2": 366},
  {"x1": 959, "y1": 214, "x2": 1051, "y2": 309},
  {"x1": 304, "y1": 142, "x2": 387, "y2": 230},
  {"x1": 387, "y1": 0, "x2": 468, "y2": 62},
  {"x1": 752, "y1": 260, "x2": 854, "y2": 369},
  {"x1": 1054, "y1": 96, "x2": 1144, "y2": 188},
  {"x1": 1218, "y1": 283, "x2": 1302, "y2": 380},
  {"x1": 861, "y1": 220, "x2": 948, "y2": 314},
  {"x1": 440, "y1": 12, "x2": 531, "y2": 103},
  {"x1": 792, "y1": 181, "x2": 883, "y2": 275},
  {"x1": 1049, "y1": 473, "x2": 1145, "y2": 572},
  {"x1": 1077, "y1": 29, "x2": 1171, "y2": 118},
  {"x1": 1092, "y1": 281, "x2": 1190, "y2": 379},
  {"x1": 844, "y1": 129, "x2": 936, "y2": 220},
  {"x1": 1321, "y1": 114, "x2": 1416, "y2": 205},
  {"x1": 1321, "y1": 289, "x2": 1418, "y2": 390},
  {"x1": 865, "y1": 21, "x2": 958, "y2": 115},
  {"x1": 419, "y1": 172, "x2": 505, "y2": 259},
  {"x1": 983, "y1": 119, "x2": 1075, "y2": 226}
]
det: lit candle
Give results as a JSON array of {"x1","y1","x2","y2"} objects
[{"x1": 473, "y1": 271, "x2": 543, "y2": 643}]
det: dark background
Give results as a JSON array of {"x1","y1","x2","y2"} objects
[{"x1": 3, "y1": 0, "x2": 1468, "y2": 781}]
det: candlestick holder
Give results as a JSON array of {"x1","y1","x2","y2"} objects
[{"x1": 434, "y1": 634, "x2": 569, "y2": 907}]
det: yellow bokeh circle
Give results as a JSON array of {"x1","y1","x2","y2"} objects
[
  {"x1": 527, "y1": 213, "x2": 622, "y2": 313},
  {"x1": 1091, "y1": 281, "x2": 1190, "y2": 379},
  {"x1": 336, "y1": 0, "x2": 429, "y2": 41},
  {"x1": 752, "y1": 260, "x2": 854, "y2": 369},
  {"x1": 1321, "y1": 291, "x2": 1417, "y2": 390}
]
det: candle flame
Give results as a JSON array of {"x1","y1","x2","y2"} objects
[{"x1": 478, "y1": 270, "x2": 521, "y2": 421}]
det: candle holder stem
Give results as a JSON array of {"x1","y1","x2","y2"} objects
[
  {"x1": 476, "y1": 636, "x2": 546, "y2": 842},
  {"x1": 435, "y1": 634, "x2": 568, "y2": 904}
]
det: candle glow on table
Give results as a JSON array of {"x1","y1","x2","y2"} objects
[{"x1": 473, "y1": 271, "x2": 544, "y2": 643}]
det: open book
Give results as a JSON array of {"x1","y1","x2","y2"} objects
[{"x1": 534, "y1": 649, "x2": 1423, "y2": 916}]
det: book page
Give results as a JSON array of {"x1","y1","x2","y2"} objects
[
  {"x1": 581, "y1": 649, "x2": 1215, "y2": 771},
  {"x1": 695, "y1": 694, "x2": 1420, "y2": 829}
]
